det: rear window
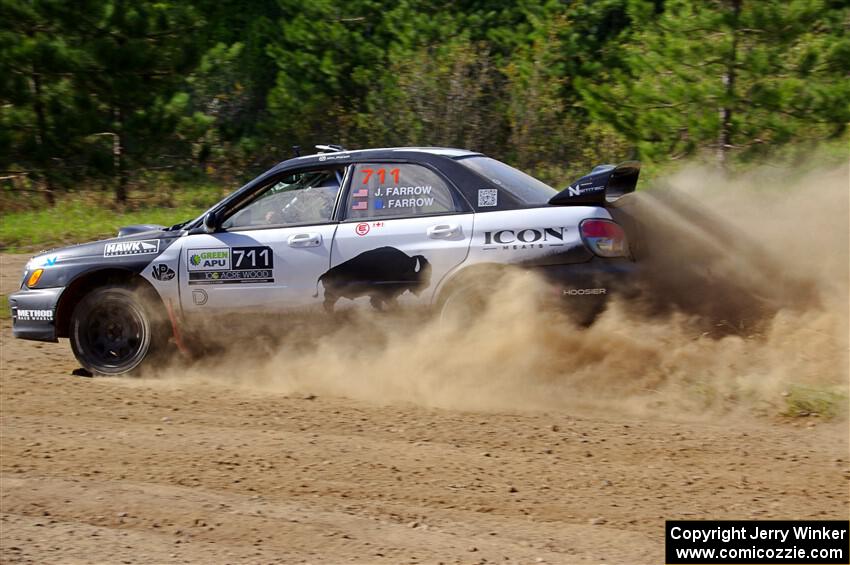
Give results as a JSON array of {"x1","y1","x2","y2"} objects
[{"x1": 456, "y1": 156, "x2": 557, "y2": 205}]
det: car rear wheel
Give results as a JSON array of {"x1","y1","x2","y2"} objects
[
  {"x1": 438, "y1": 269, "x2": 606, "y2": 328},
  {"x1": 438, "y1": 282, "x2": 487, "y2": 326},
  {"x1": 70, "y1": 285, "x2": 165, "y2": 376}
]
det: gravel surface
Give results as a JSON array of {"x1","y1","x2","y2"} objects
[{"x1": 1, "y1": 253, "x2": 848, "y2": 564}]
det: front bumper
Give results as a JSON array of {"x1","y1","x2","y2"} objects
[{"x1": 9, "y1": 286, "x2": 64, "y2": 342}]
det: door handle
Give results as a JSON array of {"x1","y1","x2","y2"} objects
[
  {"x1": 427, "y1": 224, "x2": 461, "y2": 239},
  {"x1": 288, "y1": 233, "x2": 322, "y2": 247}
]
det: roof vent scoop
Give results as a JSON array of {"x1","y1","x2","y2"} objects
[{"x1": 549, "y1": 161, "x2": 641, "y2": 206}]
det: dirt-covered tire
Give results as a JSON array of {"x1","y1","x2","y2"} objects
[
  {"x1": 69, "y1": 285, "x2": 166, "y2": 376},
  {"x1": 438, "y1": 267, "x2": 605, "y2": 328},
  {"x1": 561, "y1": 297, "x2": 606, "y2": 327},
  {"x1": 438, "y1": 282, "x2": 488, "y2": 326}
]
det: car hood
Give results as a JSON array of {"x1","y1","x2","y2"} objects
[
  {"x1": 27, "y1": 229, "x2": 180, "y2": 269},
  {"x1": 116, "y1": 224, "x2": 167, "y2": 237}
]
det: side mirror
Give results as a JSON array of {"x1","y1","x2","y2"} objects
[{"x1": 203, "y1": 211, "x2": 219, "y2": 234}]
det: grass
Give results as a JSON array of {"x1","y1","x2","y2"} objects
[
  {"x1": 782, "y1": 385, "x2": 848, "y2": 419},
  {"x1": 0, "y1": 295, "x2": 9, "y2": 320},
  {"x1": 0, "y1": 183, "x2": 226, "y2": 253}
]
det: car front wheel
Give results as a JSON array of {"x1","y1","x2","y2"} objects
[{"x1": 70, "y1": 285, "x2": 165, "y2": 376}]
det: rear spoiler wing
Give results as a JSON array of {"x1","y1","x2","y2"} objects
[{"x1": 549, "y1": 161, "x2": 641, "y2": 206}]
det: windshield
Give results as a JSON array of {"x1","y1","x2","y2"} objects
[{"x1": 456, "y1": 156, "x2": 557, "y2": 205}]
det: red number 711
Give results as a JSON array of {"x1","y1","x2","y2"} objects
[{"x1": 361, "y1": 168, "x2": 400, "y2": 184}]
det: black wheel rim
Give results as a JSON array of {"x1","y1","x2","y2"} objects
[{"x1": 79, "y1": 299, "x2": 147, "y2": 370}]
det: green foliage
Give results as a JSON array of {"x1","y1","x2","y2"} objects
[
  {"x1": 504, "y1": 14, "x2": 568, "y2": 169},
  {"x1": 1, "y1": 0, "x2": 204, "y2": 202},
  {"x1": 362, "y1": 38, "x2": 505, "y2": 152},
  {"x1": 578, "y1": 0, "x2": 850, "y2": 165},
  {"x1": 783, "y1": 385, "x2": 848, "y2": 419},
  {"x1": 0, "y1": 182, "x2": 223, "y2": 252},
  {"x1": 0, "y1": 0, "x2": 93, "y2": 194},
  {"x1": 1, "y1": 0, "x2": 848, "y2": 210}
]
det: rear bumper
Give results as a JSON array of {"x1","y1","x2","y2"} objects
[
  {"x1": 534, "y1": 257, "x2": 638, "y2": 300},
  {"x1": 9, "y1": 287, "x2": 63, "y2": 342}
]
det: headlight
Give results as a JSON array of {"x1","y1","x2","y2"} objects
[{"x1": 26, "y1": 269, "x2": 44, "y2": 288}]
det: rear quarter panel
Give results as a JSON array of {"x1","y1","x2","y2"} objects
[
  {"x1": 433, "y1": 206, "x2": 613, "y2": 300},
  {"x1": 467, "y1": 206, "x2": 611, "y2": 264}
]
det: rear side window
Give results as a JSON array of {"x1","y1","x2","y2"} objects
[
  {"x1": 456, "y1": 156, "x2": 557, "y2": 205},
  {"x1": 345, "y1": 163, "x2": 459, "y2": 220}
]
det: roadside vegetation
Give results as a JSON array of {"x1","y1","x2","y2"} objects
[
  {"x1": 2, "y1": 1, "x2": 847, "y2": 202},
  {"x1": 783, "y1": 385, "x2": 849, "y2": 419},
  {"x1": 0, "y1": 0, "x2": 847, "y2": 258},
  {"x1": 3, "y1": 137, "x2": 846, "y2": 252},
  {"x1": 1, "y1": 180, "x2": 224, "y2": 252}
]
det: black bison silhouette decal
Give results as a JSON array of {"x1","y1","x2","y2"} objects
[{"x1": 318, "y1": 246, "x2": 432, "y2": 311}]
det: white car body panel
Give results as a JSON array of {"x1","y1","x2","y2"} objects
[
  {"x1": 141, "y1": 207, "x2": 614, "y2": 316},
  {"x1": 145, "y1": 160, "x2": 617, "y2": 316},
  {"x1": 330, "y1": 214, "x2": 475, "y2": 306},
  {"x1": 173, "y1": 225, "x2": 337, "y2": 315},
  {"x1": 466, "y1": 206, "x2": 611, "y2": 264}
]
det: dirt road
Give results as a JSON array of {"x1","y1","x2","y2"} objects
[{"x1": 1, "y1": 252, "x2": 848, "y2": 564}]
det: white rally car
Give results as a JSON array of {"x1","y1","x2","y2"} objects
[{"x1": 10, "y1": 146, "x2": 640, "y2": 375}]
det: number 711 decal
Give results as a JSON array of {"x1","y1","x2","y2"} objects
[
  {"x1": 233, "y1": 246, "x2": 273, "y2": 269},
  {"x1": 187, "y1": 246, "x2": 274, "y2": 285},
  {"x1": 361, "y1": 168, "x2": 400, "y2": 185}
]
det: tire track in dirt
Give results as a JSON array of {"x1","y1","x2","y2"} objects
[{"x1": 1, "y1": 314, "x2": 848, "y2": 564}]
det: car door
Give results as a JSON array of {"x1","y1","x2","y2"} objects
[
  {"x1": 178, "y1": 167, "x2": 346, "y2": 315},
  {"x1": 321, "y1": 161, "x2": 473, "y2": 311}
]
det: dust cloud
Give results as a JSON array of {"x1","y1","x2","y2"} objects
[{"x1": 154, "y1": 160, "x2": 849, "y2": 421}]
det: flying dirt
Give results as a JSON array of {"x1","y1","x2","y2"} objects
[
  {"x1": 1, "y1": 160, "x2": 847, "y2": 564},
  {"x1": 156, "y1": 163, "x2": 849, "y2": 422}
]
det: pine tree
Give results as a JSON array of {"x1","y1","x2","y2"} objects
[
  {"x1": 0, "y1": 0, "x2": 92, "y2": 203},
  {"x1": 578, "y1": 0, "x2": 850, "y2": 166},
  {"x1": 77, "y1": 0, "x2": 202, "y2": 202}
]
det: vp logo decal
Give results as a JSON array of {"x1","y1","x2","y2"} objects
[{"x1": 151, "y1": 264, "x2": 175, "y2": 281}]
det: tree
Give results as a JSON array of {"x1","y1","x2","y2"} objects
[
  {"x1": 0, "y1": 0, "x2": 93, "y2": 203},
  {"x1": 577, "y1": 0, "x2": 850, "y2": 167},
  {"x1": 76, "y1": 0, "x2": 202, "y2": 202},
  {"x1": 188, "y1": 0, "x2": 281, "y2": 144}
]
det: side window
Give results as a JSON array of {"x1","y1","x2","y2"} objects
[
  {"x1": 222, "y1": 168, "x2": 343, "y2": 230},
  {"x1": 345, "y1": 163, "x2": 459, "y2": 220}
]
